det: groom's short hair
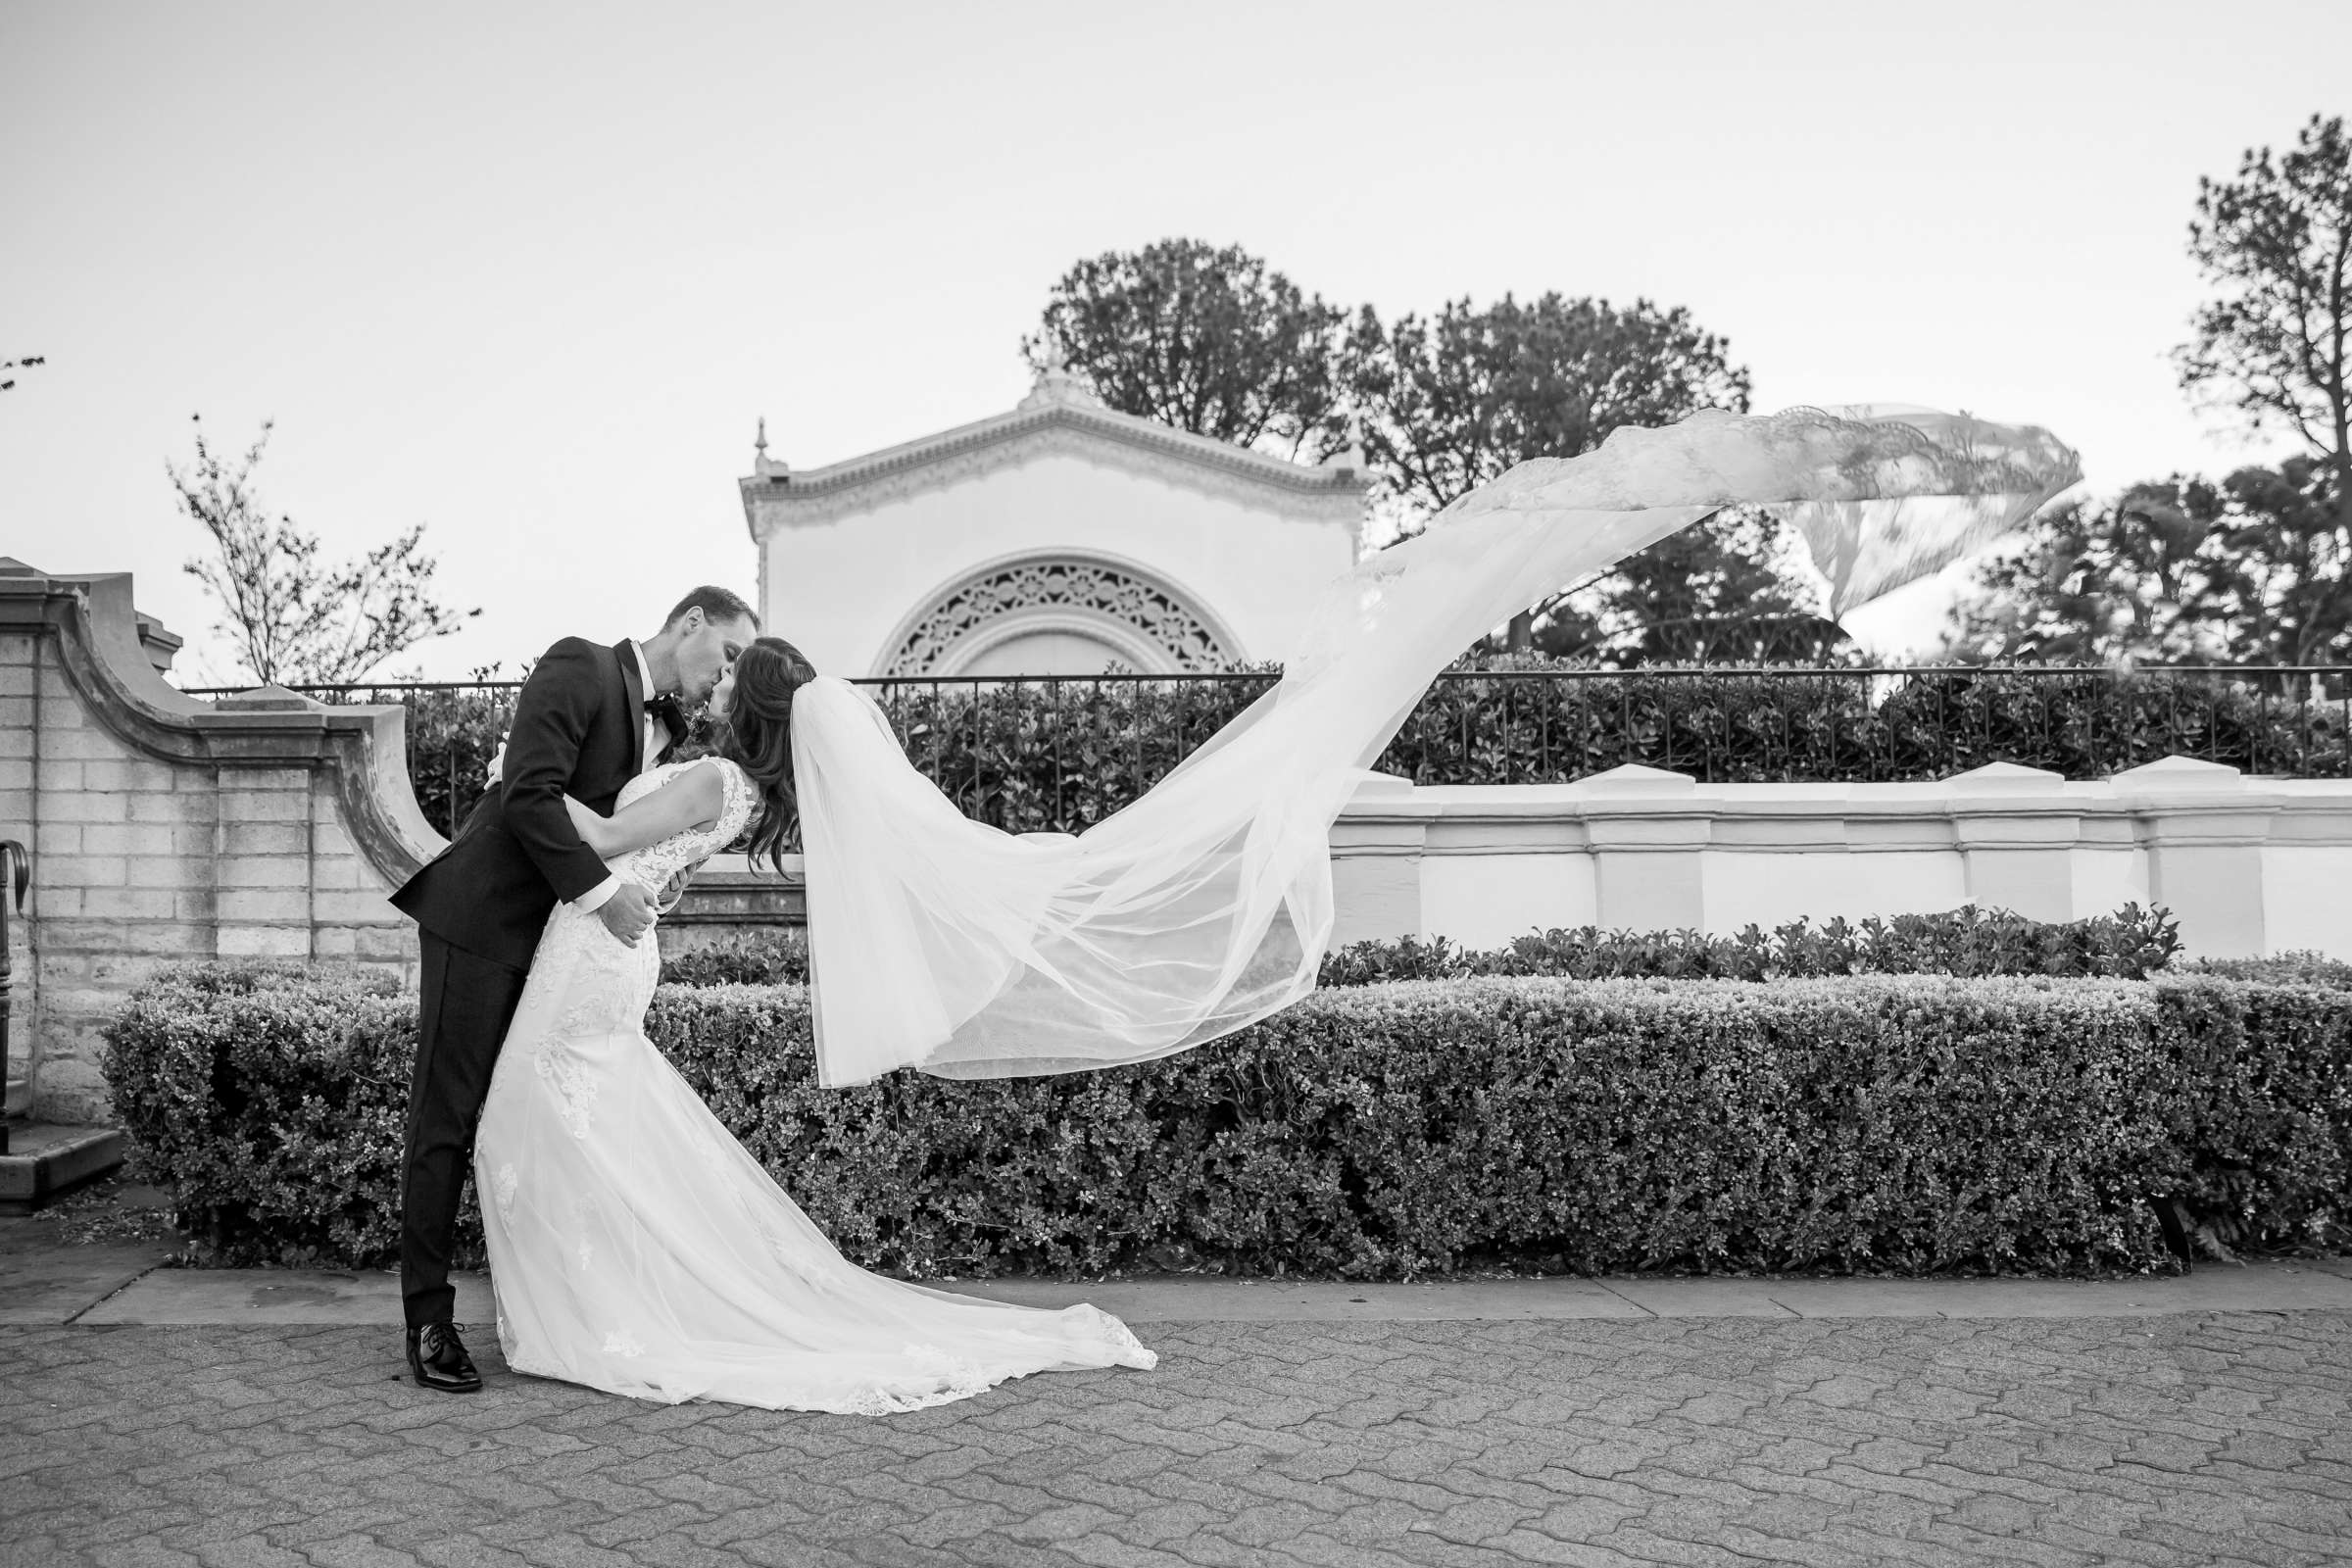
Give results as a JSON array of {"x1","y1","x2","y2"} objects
[{"x1": 663, "y1": 586, "x2": 760, "y2": 631}]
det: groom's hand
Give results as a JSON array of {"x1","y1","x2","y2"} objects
[{"x1": 598, "y1": 884, "x2": 658, "y2": 947}]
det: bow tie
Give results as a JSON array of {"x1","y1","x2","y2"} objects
[{"x1": 643, "y1": 694, "x2": 685, "y2": 732}]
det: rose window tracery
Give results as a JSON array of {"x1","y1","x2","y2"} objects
[{"x1": 883, "y1": 557, "x2": 1235, "y2": 676}]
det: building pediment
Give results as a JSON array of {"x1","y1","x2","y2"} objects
[{"x1": 740, "y1": 367, "x2": 1366, "y2": 536}]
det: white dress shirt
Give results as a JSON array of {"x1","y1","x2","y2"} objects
[{"x1": 571, "y1": 641, "x2": 670, "y2": 914}]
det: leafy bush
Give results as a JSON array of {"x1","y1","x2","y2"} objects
[
  {"x1": 661, "y1": 929, "x2": 809, "y2": 987},
  {"x1": 396, "y1": 686, "x2": 514, "y2": 838},
  {"x1": 104, "y1": 962, "x2": 2350, "y2": 1277},
  {"x1": 99, "y1": 963, "x2": 480, "y2": 1267},
  {"x1": 365, "y1": 662, "x2": 2352, "y2": 839},
  {"x1": 300, "y1": 683, "x2": 516, "y2": 840},
  {"x1": 2150, "y1": 977, "x2": 2352, "y2": 1257},
  {"x1": 2187, "y1": 952, "x2": 2352, "y2": 988},
  {"x1": 860, "y1": 672, "x2": 1276, "y2": 833},
  {"x1": 1388, "y1": 658, "x2": 2348, "y2": 786},
  {"x1": 671, "y1": 906, "x2": 2182, "y2": 990},
  {"x1": 1318, "y1": 906, "x2": 2182, "y2": 986}
]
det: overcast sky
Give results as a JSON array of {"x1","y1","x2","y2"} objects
[{"x1": 6, "y1": 0, "x2": 2347, "y2": 678}]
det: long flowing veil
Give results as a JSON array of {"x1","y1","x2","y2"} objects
[{"x1": 791, "y1": 405, "x2": 2080, "y2": 1086}]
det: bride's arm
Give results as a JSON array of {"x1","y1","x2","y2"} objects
[{"x1": 562, "y1": 761, "x2": 727, "y2": 858}]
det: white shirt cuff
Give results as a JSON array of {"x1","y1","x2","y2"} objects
[{"x1": 572, "y1": 875, "x2": 620, "y2": 913}]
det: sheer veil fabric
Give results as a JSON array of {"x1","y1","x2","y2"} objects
[{"x1": 794, "y1": 406, "x2": 2081, "y2": 1087}]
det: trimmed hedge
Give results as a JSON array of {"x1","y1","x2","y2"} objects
[
  {"x1": 105, "y1": 963, "x2": 2351, "y2": 1276},
  {"x1": 377, "y1": 663, "x2": 2352, "y2": 840},
  {"x1": 100, "y1": 962, "x2": 470, "y2": 1267},
  {"x1": 658, "y1": 906, "x2": 2182, "y2": 990},
  {"x1": 1378, "y1": 661, "x2": 2350, "y2": 791}
]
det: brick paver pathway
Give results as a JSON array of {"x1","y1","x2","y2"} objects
[{"x1": 5, "y1": 1312, "x2": 2349, "y2": 1566}]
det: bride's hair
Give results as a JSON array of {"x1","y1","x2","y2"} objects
[{"x1": 712, "y1": 635, "x2": 819, "y2": 873}]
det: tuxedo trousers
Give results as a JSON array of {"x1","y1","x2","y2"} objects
[{"x1": 401, "y1": 932, "x2": 531, "y2": 1330}]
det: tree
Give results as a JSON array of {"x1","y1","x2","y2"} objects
[
  {"x1": 1023, "y1": 239, "x2": 1351, "y2": 463},
  {"x1": 2176, "y1": 113, "x2": 2352, "y2": 533},
  {"x1": 1, "y1": 355, "x2": 43, "y2": 394},
  {"x1": 1341, "y1": 291, "x2": 1765, "y2": 650},
  {"x1": 1536, "y1": 508, "x2": 1841, "y2": 665},
  {"x1": 2177, "y1": 458, "x2": 2352, "y2": 664},
  {"x1": 1941, "y1": 458, "x2": 2347, "y2": 665},
  {"x1": 173, "y1": 416, "x2": 478, "y2": 685},
  {"x1": 1941, "y1": 487, "x2": 2219, "y2": 663}
]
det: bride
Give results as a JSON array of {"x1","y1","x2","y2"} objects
[
  {"x1": 472, "y1": 636, "x2": 1157, "y2": 1413},
  {"x1": 474, "y1": 403, "x2": 2080, "y2": 1413}
]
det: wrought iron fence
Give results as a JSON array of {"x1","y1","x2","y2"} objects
[{"x1": 179, "y1": 665, "x2": 2352, "y2": 840}]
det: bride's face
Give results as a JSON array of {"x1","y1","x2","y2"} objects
[{"x1": 709, "y1": 662, "x2": 738, "y2": 721}]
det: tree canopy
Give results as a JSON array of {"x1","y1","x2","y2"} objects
[
  {"x1": 1941, "y1": 458, "x2": 2348, "y2": 666},
  {"x1": 2176, "y1": 112, "x2": 2351, "y2": 532},
  {"x1": 1023, "y1": 239, "x2": 1351, "y2": 463},
  {"x1": 1536, "y1": 509, "x2": 1840, "y2": 665},
  {"x1": 1341, "y1": 292, "x2": 1751, "y2": 520},
  {"x1": 1948, "y1": 111, "x2": 2352, "y2": 667},
  {"x1": 1021, "y1": 248, "x2": 1864, "y2": 662},
  {"x1": 1340, "y1": 291, "x2": 1778, "y2": 652},
  {"x1": 174, "y1": 416, "x2": 478, "y2": 685}
]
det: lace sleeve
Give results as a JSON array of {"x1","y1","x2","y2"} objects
[
  {"x1": 626, "y1": 760, "x2": 759, "y2": 899},
  {"x1": 713, "y1": 759, "x2": 759, "y2": 848}
]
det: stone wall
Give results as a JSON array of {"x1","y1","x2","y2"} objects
[
  {"x1": 11, "y1": 552, "x2": 2350, "y2": 1129},
  {"x1": 1, "y1": 561, "x2": 435, "y2": 1122}
]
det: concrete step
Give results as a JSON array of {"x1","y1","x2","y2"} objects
[{"x1": 0, "y1": 1122, "x2": 126, "y2": 1214}]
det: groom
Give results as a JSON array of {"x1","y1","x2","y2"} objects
[{"x1": 389, "y1": 586, "x2": 760, "y2": 1392}]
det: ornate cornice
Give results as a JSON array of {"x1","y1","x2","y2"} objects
[{"x1": 740, "y1": 401, "x2": 1366, "y2": 536}]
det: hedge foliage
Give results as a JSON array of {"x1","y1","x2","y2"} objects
[
  {"x1": 2187, "y1": 952, "x2": 2352, "y2": 988},
  {"x1": 661, "y1": 930, "x2": 811, "y2": 987},
  {"x1": 1373, "y1": 661, "x2": 2349, "y2": 794},
  {"x1": 376, "y1": 663, "x2": 2352, "y2": 838},
  {"x1": 104, "y1": 962, "x2": 2351, "y2": 1277},
  {"x1": 1322, "y1": 906, "x2": 2183, "y2": 985},
  {"x1": 101, "y1": 963, "x2": 472, "y2": 1267},
  {"x1": 659, "y1": 906, "x2": 2182, "y2": 991}
]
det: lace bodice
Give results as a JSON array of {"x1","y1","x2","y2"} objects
[
  {"x1": 612, "y1": 758, "x2": 759, "y2": 895},
  {"x1": 499, "y1": 756, "x2": 760, "y2": 1118}
]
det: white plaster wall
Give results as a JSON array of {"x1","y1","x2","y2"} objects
[
  {"x1": 1328, "y1": 768, "x2": 2352, "y2": 959},
  {"x1": 2260, "y1": 846, "x2": 2352, "y2": 956},
  {"x1": 1420, "y1": 854, "x2": 1598, "y2": 946},
  {"x1": 1700, "y1": 850, "x2": 1968, "y2": 934},
  {"x1": 760, "y1": 450, "x2": 1356, "y2": 676},
  {"x1": 2071, "y1": 847, "x2": 2148, "y2": 918}
]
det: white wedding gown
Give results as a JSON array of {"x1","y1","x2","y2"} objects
[{"x1": 472, "y1": 757, "x2": 1155, "y2": 1413}]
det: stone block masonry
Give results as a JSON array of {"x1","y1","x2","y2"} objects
[{"x1": 0, "y1": 560, "x2": 436, "y2": 1122}]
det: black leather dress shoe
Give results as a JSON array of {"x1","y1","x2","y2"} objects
[{"x1": 406, "y1": 1320, "x2": 483, "y2": 1393}]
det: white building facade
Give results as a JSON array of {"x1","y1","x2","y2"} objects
[{"x1": 741, "y1": 365, "x2": 1367, "y2": 677}]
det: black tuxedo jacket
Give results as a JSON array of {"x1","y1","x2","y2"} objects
[{"x1": 392, "y1": 637, "x2": 662, "y2": 970}]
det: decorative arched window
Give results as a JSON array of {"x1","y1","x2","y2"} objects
[{"x1": 879, "y1": 554, "x2": 1243, "y2": 677}]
